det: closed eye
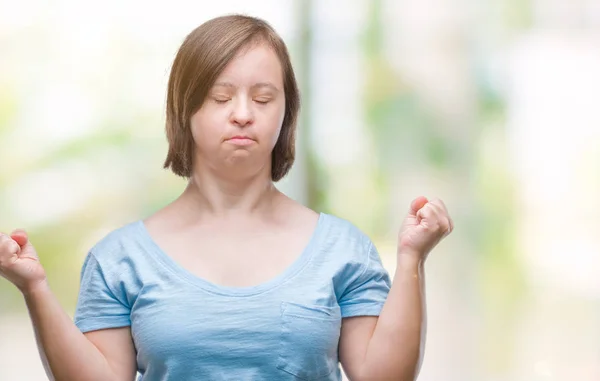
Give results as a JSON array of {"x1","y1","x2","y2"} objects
[{"x1": 254, "y1": 99, "x2": 270, "y2": 104}]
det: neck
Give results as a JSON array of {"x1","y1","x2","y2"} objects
[{"x1": 179, "y1": 165, "x2": 280, "y2": 219}]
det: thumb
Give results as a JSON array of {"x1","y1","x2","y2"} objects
[
  {"x1": 408, "y1": 196, "x2": 429, "y2": 217},
  {"x1": 10, "y1": 229, "x2": 29, "y2": 247}
]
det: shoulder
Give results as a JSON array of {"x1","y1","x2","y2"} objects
[
  {"x1": 279, "y1": 198, "x2": 371, "y2": 248},
  {"x1": 318, "y1": 213, "x2": 375, "y2": 262},
  {"x1": 321, "y1": 213, "x2": 372, "y2": 246},
  {"x1": 319, "y1": 214, "x2": 391, "y2": 300},
  {"x1": 86, "y1": 220, "x2": 146, "y2": 266}
]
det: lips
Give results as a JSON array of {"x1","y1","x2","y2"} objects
[
  {"x1": 225, "y1": 135, "x2": 256, "y2": 146},
  {"x1": 227, "y1": 135, "x2": 254, "y2": 141}
]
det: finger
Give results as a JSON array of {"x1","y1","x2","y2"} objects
[
  {"x1": 10, "y1": 229, "x2": 28, "y2": 247},
  {"x1": 419, "y1": 204, "x2": 452, "y2": 233},
  {"x1": 441, "y1": 218, "x2": 452, "y2": 235},
  {"x1": 0, "y1": 235, "x2": 20, "y2": 255},
  {"x1": 429, "y1": 198, "x2": 448, "y2": 213},
  {"x1": 416, "y1": 203, "x2": 436, "y2": 222},
  {"x1": 426, "y1": 201, "x2": 445, "y2": 216},
  {"x1": 0, "y1": 234, "x2": 12, "y2": 244},
  {"x1": 409, "y1": 196, "x2": 429, "y2": 216},
  {"x1": 425, "y1": 200, "x2": 452, "y2": 227}
]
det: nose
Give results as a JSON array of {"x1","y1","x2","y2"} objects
[{"x1": 230, "y1": 97, "x2": 254, "y2": 127}]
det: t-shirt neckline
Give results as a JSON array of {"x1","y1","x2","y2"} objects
[{"x1": 135, "y1": 213, "x2": 328, "y2": 297}]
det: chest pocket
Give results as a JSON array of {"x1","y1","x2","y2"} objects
[{"x1": 277, "y1": 302, "x2": 342, "y2": 379}]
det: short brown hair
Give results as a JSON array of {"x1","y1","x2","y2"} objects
[{"x1": 163, "y1": 14, "x2": 300, "y2": 182}]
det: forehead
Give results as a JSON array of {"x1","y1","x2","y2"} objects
[{"x1": 215, "y1": 43, "x2": 284, "y2": 86}]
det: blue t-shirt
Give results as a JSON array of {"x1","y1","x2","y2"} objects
[{"x1": 74, "y1": 213, "x2": 391, "y2": 380}]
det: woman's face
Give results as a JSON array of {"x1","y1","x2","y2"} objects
[{"x1": 190, "y1": 43, "x2": 286, "y2": 178}]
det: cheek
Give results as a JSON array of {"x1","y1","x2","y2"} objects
[
  {"x1": 190, "y1": 120, "x2": 206, "y2": 149},
  {"x1": 190, "y1": 110, "x2": 222, "y2": 146},
  {"x1": 270, "y1": 126, "x2": 282, "y2": 147},
  {"x1": 266, "y1": 114, "x2": 284, "y2": 147},
  {"x1": 269, "y1": 101, "x2": 286, "y2": 145}
]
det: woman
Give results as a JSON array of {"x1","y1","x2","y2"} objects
[{"x1": 0, "y1": 14, "x2": 453, "y2": 381}]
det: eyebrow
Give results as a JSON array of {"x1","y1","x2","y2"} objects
[{"x1": 212, "y1": 82, "x2": 280, "y2": 92}]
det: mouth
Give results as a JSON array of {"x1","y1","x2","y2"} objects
[{"x1": 225, "y1": 136, "x2": 256, "y2": 146}]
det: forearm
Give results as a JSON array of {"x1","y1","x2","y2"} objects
[
  {"x1": 361, "y1": 255, "x2": 426, "y2": 380},
  {"x1": 23, "y1": 283, "x2": 117, "y2": 381}
]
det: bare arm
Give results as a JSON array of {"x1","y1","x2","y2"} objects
[
  {"x1": 1, "y1": 230, "x2": 137, "y2": 380},
  {"x1": 339, "y1": 197, "x2": 452, "y2": 380},
  {"x1": 23, "y1": 282, "x2": 137, "y2": 381},
  {"x1": 340, "y1": 256, "x2": 425, "y2": 381}
]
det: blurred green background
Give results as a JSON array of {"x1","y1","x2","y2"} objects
[{"x1": 1, "y1": 0, "x2": 599, "y2": 380}]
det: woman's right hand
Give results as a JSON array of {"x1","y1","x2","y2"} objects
[{"x1": 0, "y1": 230, "x2": 47, "y2": 294}]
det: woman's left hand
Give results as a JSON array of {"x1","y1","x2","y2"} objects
[{"x1": 397, "y1": 196, "x2": 453, "y2": 261}]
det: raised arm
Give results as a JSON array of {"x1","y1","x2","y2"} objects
[
  {"x1": 339, "y1": 197, "x2": 453, "y2": 380},
  {"x1": 0, "y1": 230, "x2": 137, "y2": 381}
]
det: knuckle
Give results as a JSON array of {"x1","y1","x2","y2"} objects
[
  {"x1": 0, "y1": 239, "x2": 17, "y2": 253},
  {"x1": 0, "y1": 250, "x2": 13, "y2": 267},
  {"x1": 436, "y1": 219, "x2": 448, "y2": 233},
  {"x1": 443, "y1": 220, "x2": 452, "y2": 234}
]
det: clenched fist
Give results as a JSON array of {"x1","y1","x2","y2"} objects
[
  {"x1": 0, "y1": 230, "x2": 47, "y2": 294},
  {"x1": 397, "y1": 196, "x2": 453, "y2": 261}
]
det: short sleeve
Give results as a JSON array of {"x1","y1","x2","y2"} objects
[
  {"x1": 73, "y1": 252, "x2": 131, "y2": 333},
  {"x1": 338, "y1": 241, "x2": 391, "y2": 318}
]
